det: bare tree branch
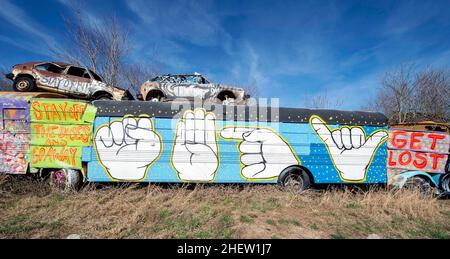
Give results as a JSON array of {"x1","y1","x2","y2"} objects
[
  {"x1": 122, "y1": 63, "x2": 158, "y2": 95},
  {"x1": 369, "y1": 64, "x2": 450, "y2": 123},
  {"x1": 302, "y1": 92, "x2": 343, "y2": 109},
  {"x1": 53, "y1": 6, "x2": 132, "y2": 88}
]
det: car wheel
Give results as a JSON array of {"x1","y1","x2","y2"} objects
[
  {"x1": 403, "y1": 176, "x2": 433, "y2": 197},
  {"x1": 150, "y1": 97, "x2": 161, "y2": 102},
  {"x1": 13, "y1": 77, "x2": 35, "y2": 92},
  {"x1": 280, "y1": 167, "x2": 311, "y2": 193},
  {"x1": 49, "y1": 169, "x2": 82, "y2": 192},
  {"x1": 441, "y1": 174, "x2": 450, "y2": 193}
]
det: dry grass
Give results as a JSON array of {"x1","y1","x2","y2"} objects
[{"x1": 0, "y1": 175, "x2": 449, "y2": 239}]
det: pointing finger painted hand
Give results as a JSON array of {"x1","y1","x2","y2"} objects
[{"x1": 221, "y1": 127, "x2": 299, "y2": 180}]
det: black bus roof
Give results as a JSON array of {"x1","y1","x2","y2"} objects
[{"x1": 92, "y1": 100, "x2": 388, "y2": 127}]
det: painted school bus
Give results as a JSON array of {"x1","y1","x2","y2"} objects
[{"x1": 1, "y1": 93, "x2": 449, "y2": 193}]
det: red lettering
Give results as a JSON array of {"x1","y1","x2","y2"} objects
[
  {"x1": 392, "y1": 131, "x2": 408, "y2": 149},
  {"x1": 427, "y1": 133, "x2": 445, "y2": 151},
  {"x1": 398, "y1": 151, "x2": 412, "y2": 166},
  {"x1": 413, "y1": 152, "x2": 427, "y2": 169},
  {"x1": 388, "y1": 150, "x2": 397, "y2": 167},
  {"x1": 429, "y1": 153, "x2": 446, "y2": 170},
  {"x1": 410, "y1": 132, "x2": 424, "y2": 150}
]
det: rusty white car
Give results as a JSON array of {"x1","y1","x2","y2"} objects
[
  {"x1": 5, "y1": 62, "x2": 133, "y2": 100},
  {"x1": 137, "y1": 73, "x2": 249, "y2": 104}
]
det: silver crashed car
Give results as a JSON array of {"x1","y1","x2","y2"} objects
[
  {"x1": 6, "y1": 61, "x2": 133, "y2": 101},
  {"x1": 138, "y1": 73, "x2": 249, "y2": 104}
]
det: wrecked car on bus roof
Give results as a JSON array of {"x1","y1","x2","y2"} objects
[
  {"x1": 6, "y1": 61, "x2": 133, "y2": 101},
  {"x1": 137, "y1": 73, "x2": 249, "y2": 105}
]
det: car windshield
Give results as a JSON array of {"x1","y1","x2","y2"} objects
[
  {"x1": 35, "y1": 63, "x2": 65, "y2": 74},
  {"x1": 151, "y1": 75, "x2": 211, "y2": 84},
  {"x1": 185, "y1": 76, "x2": 202, "y2": 84}
]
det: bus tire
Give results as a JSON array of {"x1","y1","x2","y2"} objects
[
  {"x1": 279, "y1": 166, "x2": 311, "y2": 193},
  {"x1": 440, "y1": 174, "x2": 450, "y2": 193},
  {"x1": 49, "y1": 169, "x2": 82, "y2": 192},
  {"x1": 403, "y1": 176, "x2": 433, "y2": 197}
]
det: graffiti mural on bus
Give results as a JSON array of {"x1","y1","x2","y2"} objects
[
  {"x1": 220, "y1": 126, "x2": 300, "y2": 181},
  {"x1": 172, "y1": 109, "x2": 219, "y2": 182},
  {"x1": 94, "y1": 115, "x2": 162, "y2": 181},
  {"x1": 387, "y1": 128, "x2": 450, "y2": 185},
  {"x1": 30, "y1": 99, "x2": 96, "y2": 169},
  {"x1": 88, "y1": 109, "x2": 388, "y2": 184},
  {"x1": 0, "y1": 97, "x2": 30, "y2": 174},
  {"x1": 309, "y1": 115, "x2": 388, "y2": 182}
]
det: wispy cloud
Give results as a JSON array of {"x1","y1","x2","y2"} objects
[
  {"x1": 126, "y1": 0, "x2": 231, "y2": 48},
  {"x1": 124, "y1": 0, "x2": 233, "y2": 69},
  {"x1": 383, "y1": 0, "x2": 442, "y2": 36},
  {"x1": 0, "y1": 35, "x2": 53, "y2": 57},
  {"x1": 0, "y1": 0, "x2": 56, "y2": 48},
  {"x1": 228, "y1": 41, "x2": 269, "y2": 89}
]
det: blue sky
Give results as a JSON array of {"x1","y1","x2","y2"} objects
[{"x1": 0, "y1": 0, "x2": 449, "y2": 110}]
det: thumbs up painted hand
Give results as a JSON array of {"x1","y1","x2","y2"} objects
[
  {"x1": 220, "y1": 127, "x2": 300, "y2": 180},
  {"x1": 309, "y1": 115, "x2": 388, "y2": 182}
]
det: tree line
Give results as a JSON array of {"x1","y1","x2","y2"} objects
[{"x1": 369, "y1": 64, "x2": 450, "y2": 124}]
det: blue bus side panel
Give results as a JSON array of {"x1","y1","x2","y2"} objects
[{"x1": 86, "y1": 115, "x2": 388, "y2": 184}]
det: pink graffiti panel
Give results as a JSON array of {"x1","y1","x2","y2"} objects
[
  {"x1": 387, "y1": 129, "x2": 450, "y2": 174},
  {"x1": 0, "y1": 98, "x2": 30, "y2": 174}
]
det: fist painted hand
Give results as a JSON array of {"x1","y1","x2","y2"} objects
[
  {"x1": 94, "y1": 117, "x2": 162, "y2": 181},
  {"x1": 310, "y1": 115, "x2": 388, "y2": 182},
  {"x1": 220, "y1": 127, "x2": 299, "y2": 180}
]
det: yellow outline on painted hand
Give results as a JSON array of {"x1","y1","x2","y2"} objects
[
  {"x1": 309, "y1": 115, "x2": 388, "y2": 183},
  {"x1": 170, "y1": 108, "x2": 219, "y2": 182},
  {"x1": 93, "y1": 115, "x2": 163, "y2": 182},
  {"x1": 220, "y1": 126, "x2": 300, "y2": 181}
]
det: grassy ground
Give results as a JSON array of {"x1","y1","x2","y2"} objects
[{"x1": 0, "y1": 175, "x2": 449, "y2": 239}]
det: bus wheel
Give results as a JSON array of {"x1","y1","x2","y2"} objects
[
  {"x1": 403, "y1": 176, "x2": 433, "y2": 197},
  {"x1": 49, "y1": 169, "x2": 81, "y2": 192},
  {"x1": 441, "y1": 174, "x2": 450, "y2": 193},
  {"x1": 279, "y1": 167, "x2": 311, "y2": 193}
]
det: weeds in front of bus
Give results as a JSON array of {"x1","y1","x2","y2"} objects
[{"x1": 0, "y1": 177, "x2": 449, "y2": 239}]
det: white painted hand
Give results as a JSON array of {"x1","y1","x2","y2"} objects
[
  {"x1": 220, "y1": 127, "x2": 299, "y2": 179},
  {"x1": 172, "y1": 109, "x2": 218, "y2": 182},
  {"x1": 94, "y1": 117, "x2": 161, "y2": 181},
  {"x1": 310, "y1": 115, "x2": 388, "y2": 182}
]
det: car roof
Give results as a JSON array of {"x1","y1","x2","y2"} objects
[
  {"x1": 158, "y1": 74, "x2": 205, "y2": 77},
  {"x1": 22, "y1": 61, "x2": 71, "y2": 67}
]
